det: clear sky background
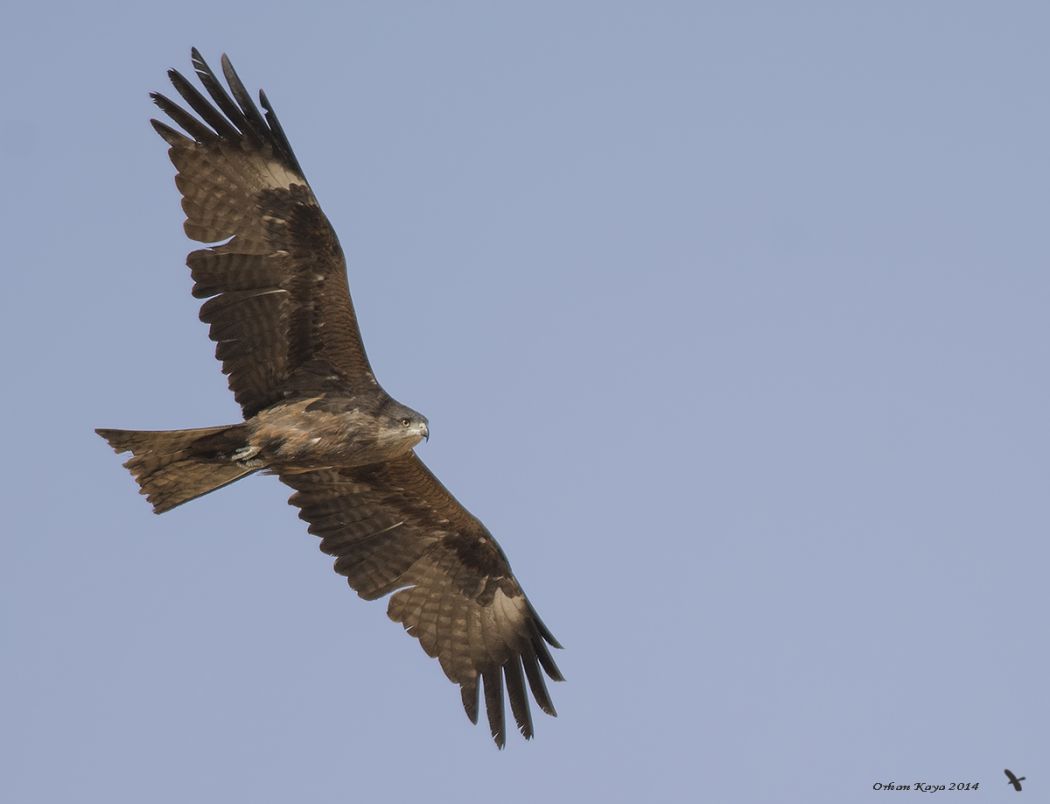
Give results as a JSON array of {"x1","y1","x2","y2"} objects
[{"x1": 2, "y1": 2, "x2": 1048, "y2": 802}]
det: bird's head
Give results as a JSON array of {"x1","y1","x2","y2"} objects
[{"x1": 381, "y1": 401, "x2": 429, "y2": 452}]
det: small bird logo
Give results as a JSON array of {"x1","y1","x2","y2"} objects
[{"x1": 1004, "y1": 768, "x2": 1025, "y2": 792}]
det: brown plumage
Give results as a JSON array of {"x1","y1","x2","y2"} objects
[{"x1": 96, "y1": 49, "x2": 562, "y2": 747}]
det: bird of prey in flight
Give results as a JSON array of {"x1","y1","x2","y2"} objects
[
  {"x1": 97, "y1": 49, "x2": 562, "y2": 747},
  {"x1": 1004, "y1": 769, "x2": 1025, "y2": 791}
]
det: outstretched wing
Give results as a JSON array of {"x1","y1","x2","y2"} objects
[
  {"x1": 280, "y1": 455, "x2": 563, "y2": 747},
  {"x1": 151, "y1": 50, "x2": 377, "y2": 418}
]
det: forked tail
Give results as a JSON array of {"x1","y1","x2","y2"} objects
[{"x1": 96, "y1": 424, "x2": 257, "y2": 513}]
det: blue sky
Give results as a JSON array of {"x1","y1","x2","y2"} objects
[{"x1": 3, "y1": 2, "x2": 1048, "y2": 801}]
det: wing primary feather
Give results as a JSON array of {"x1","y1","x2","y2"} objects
[
  {"x1": 528, "y1": 602, "x2": 563, "y2": 649},
  {"x1": 167, "y1": 68, "x2": 242, "y2": 140},
  {"x1": 520, "y1": 650, "x2": 557, "y2": 717},
  {"x1": 259, "y1": 89, "x2": 305, "y2": 177},
  {"x1": 532, "y1": 630, "x2": 565, "y2": 681},
  {"x1": 482, "y1": 667, "x2": 506, "y2": 749},
  {"x1": 503, "y1": 657, "x2": 534, "y2": 739},
  {"x1": 150, "y1": 118, "x2": 189, "y2": 146},
  {"x1": 460, "y1": 678, "x2": 479, "y2": 724},
  {"x1": 189, "y1": 48, "x2": 255, "y2": 140},
  {"x1": 220, "y1": 54, "x2": 270, "y2": 143},
  {"x1": 150, "y1": 92, "x2": 215, "y2": 142}
]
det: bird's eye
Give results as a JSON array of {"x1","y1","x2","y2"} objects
[{"x1": 400, "y1": 417, "x2": 412, "y2": 427}]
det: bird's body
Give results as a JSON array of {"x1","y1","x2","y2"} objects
[
  {"x1": 247, "y1": 393, "x2": 429, "y2": 469},
  {"x1": 96, "y1": 50, "x2": 561, "y2": 747}
]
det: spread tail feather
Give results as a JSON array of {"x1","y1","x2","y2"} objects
[{"x1": 96, "y1": 424, "x2": 257, "y2": 513}]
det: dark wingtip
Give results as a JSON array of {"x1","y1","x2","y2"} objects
[
  {"x1": 258, "y1": 87, "x2": 306, "y2": 177},
  {"x1": 521, "y1": 651, "x2": 558, "y2": 718},
  {"x1": 190, "y1": 47, "x2": 210, "y2": 78},
  {"x1": 528, "y1": 600, "x2": 563, "y2": 649},
  {"x1": 482, "y1": 667, "x2": 506, "y2": 749},
  {"x1": 149, "y1": 118, "x2": 185, "y2": 146},
  {"x1": 218, "y1": 52, "x2": 269, "y2": 143},
  {"x1": 190, "y1": 47, "x2": 211, "y2": 78},
  {"x1": 533, "y1": 634, "x2": 565, "y2": 682},
  {"x1": 504, "y1": 658, "x2": 534, "y2": 740},
  {"x1": 460, "y1": 681, "x2": 479, "y2": 725}
]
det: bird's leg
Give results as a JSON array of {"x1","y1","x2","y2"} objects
[{"x1": 231, "y1": 445, "x2": 264, "y2": 467}]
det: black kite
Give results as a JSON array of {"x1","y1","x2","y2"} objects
[{"x1": 97, "y1": 50, "x2": 562, "y2": 747}]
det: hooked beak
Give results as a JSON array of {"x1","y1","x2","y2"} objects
[{"x1": 421, "y1": 422, "x2": 430, "y2": 443}]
